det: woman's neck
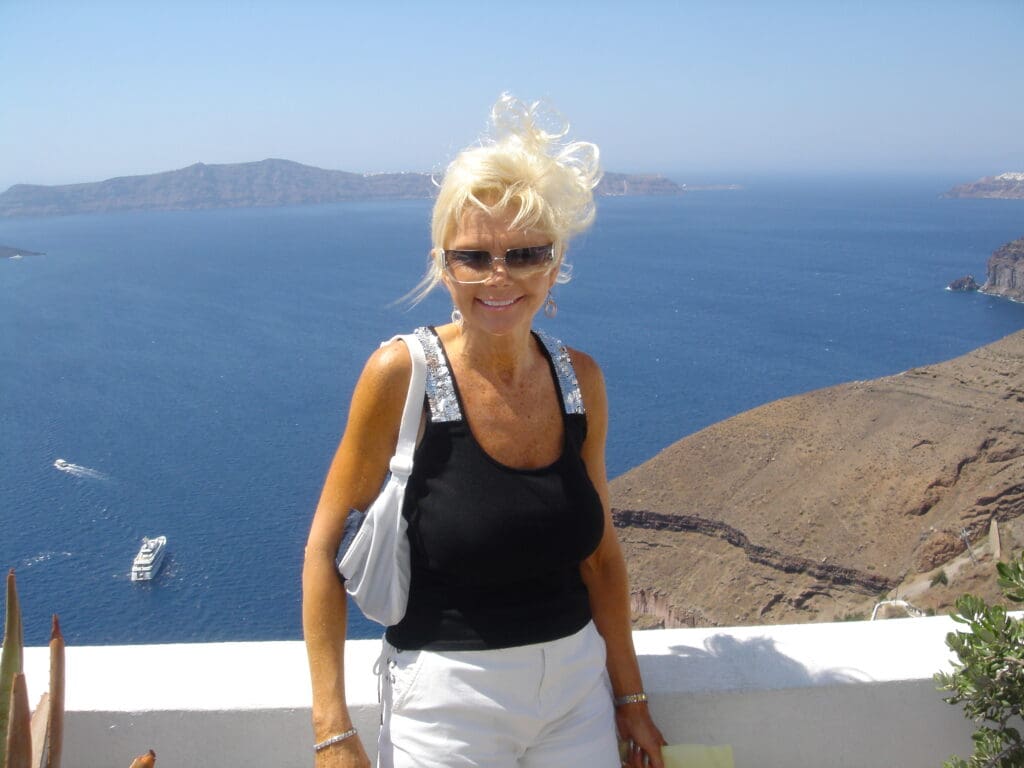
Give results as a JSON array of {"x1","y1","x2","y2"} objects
[{"x1": 453, "y1": 325, "x2": 537, "y2": 385}]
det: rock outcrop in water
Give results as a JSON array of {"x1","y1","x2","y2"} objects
[
  {"x1": 981, "y1": 236, "x2": 1024, "y2": 302},
  {"x1": 0, "y1": 159, "x2": 687, "y2": 218},
  {"x1": 943, "y1": 172, "x2": 1024, "y2": 199},
  {"x1": 611, "y1": 330, "x2": 1024, "y2": 628},
  {"x1": 948, "y1": 275, "x2": 979, "y2": 292}
]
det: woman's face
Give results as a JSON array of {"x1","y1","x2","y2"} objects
[{"x1": 443, "y1": 205, "x2": 557, "y2": 337}]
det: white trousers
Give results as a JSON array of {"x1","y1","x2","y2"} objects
[{"x1": 377, "y1": 621, "x2": 619, "y2": 768}]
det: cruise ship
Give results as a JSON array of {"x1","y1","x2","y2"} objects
[{"x1": 131, "y1": 536, "x2": 167, "y2": 582}]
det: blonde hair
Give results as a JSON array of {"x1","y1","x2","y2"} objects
[{"x1": 409, "y1": 94, "x2": 602, "y2": 304}]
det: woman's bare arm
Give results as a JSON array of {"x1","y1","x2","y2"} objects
[
  {"x1": 302, "y1": 340, "x2": 411, "y2": 766},
  {"x1": 574, "y1": 350, "x2": 667, "y2": 768}
]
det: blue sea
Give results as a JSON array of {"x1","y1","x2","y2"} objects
[{"x1": 1, "y1": 176, "x2": 1022, "y2": 646}]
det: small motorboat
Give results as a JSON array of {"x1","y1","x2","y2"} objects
[{"x1": 131, "y1": 536, "x2": 167, "y2": 582}]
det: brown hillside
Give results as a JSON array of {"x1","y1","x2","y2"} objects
[{"x1": 611, "y1": 330, "x2": 1024, "y2": 628}]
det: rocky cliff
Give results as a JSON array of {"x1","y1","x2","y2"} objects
[
  {"x1": 0, "y1": 159, "x2": 686, "y2": 218},
  {"x1": 611, "y1": 330, "x2": 1024, "y2": 628},
  {"x1": 981, "y1": 236, "x2": 1024, "y2": 302},
  {"x1": 943, "y1": 172, "x2": 1024, "y2": 199}
]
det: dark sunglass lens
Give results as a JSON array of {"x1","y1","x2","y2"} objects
[
  {"x1": 448, "y1": 251, "x2": 490, "y2": 270},
  {"x1": 506, "y1": 246, "x2": 552, "y2": 269}
]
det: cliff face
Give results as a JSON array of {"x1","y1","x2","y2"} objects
[
  {"x1": 943, "y1": 172, "x2": 1024, "y2": 199},
  {"x1": 981, "y1": 236, "x2": 1024, "y2": 302},
  {"x1": 611, "y1": 330, "x2": 1024, "y2": 628}
]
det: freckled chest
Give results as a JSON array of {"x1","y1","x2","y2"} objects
[{"x1": 448, "y1": 352, "x2": 564, "y2": 470}]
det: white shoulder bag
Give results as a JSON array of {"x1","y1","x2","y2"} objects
[{"x1": 336, "y1": 332, "x2": 425, "y2": 626}]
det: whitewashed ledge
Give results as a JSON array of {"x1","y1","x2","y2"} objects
[{"x1": 22, "y1": 615, "x2": 1001, "y2": 768}]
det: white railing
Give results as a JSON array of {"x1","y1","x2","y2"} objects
[{"x1": 23, "y1": 615, "x2": 992, "y2": 768}]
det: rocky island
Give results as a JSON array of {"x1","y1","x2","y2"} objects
[
  {"x1": 943, "y1": 172, "x2": 1024, "y2": 199},
  {"x1": 612, "y1": 330, "x2": 1024, "y2": 629},
  {"x1": 598, "y1": 172, "x2": 689, "y2": 196},
  {"x1": 947, "y1": 275, "x2": 980, "y2": 292},
  {"x1": 0, "y1": 244, "x2": 43, "y2": 259},
  {"x1": 0, "y1": 159, "x2": 691, "y2": 218}
]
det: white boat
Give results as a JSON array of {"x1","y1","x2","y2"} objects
[
  {"x1": 131, "y1": 536, "x2": 167, "y2": 581},
  {"x1": 54, "y1": 458, "x2": 69, "y2": 469}
]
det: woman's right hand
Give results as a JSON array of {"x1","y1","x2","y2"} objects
[{"x1": 314, "y1": 734, "x2": 371, "y2": 768}]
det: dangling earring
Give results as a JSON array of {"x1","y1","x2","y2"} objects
[
  {"x1": 543, "y1": 293, "x2": 557, "y2": 319},
  {"x1": 451, "y1": 307, "x2": 464, "y2": 327}
]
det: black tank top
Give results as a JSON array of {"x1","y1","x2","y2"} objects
[{"x1": 384, "y1": 326, "x2": 605, "y2": 651}]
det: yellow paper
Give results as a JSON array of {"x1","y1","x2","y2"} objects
[{"x1": 662, "y1": 743, "x2": 734, "y2": 768}]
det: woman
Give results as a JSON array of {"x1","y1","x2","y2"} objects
[{"x1": 303, "y1": 94, "x2": 665, "y2": 768}]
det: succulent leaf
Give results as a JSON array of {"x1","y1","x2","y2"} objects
[
  {"x1": 45, "y1": 617, "x2": 63, "y2": 768},
  {"x1": 6, "y1": 673, "x2": 31, "y2": 768},
  {"x1": 1, "y1": 570, "x2": 26, "y2": 768}
]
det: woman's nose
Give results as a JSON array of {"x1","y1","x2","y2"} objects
[{"x1": 484, "y1": 254, "x2": 512, "y2": 281}]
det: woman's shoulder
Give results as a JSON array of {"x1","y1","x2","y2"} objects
[
  {"x1": 367, "y1": 335, "x2": 414, "y2": 381},
  {"x1": 532, "y1": 328, "x2": 603, "y2": 391},
  {"x1": 351, "y1": 335, "x2": 416, "y2": 419},
  {"x1": 563, "y1": 345, "x2": 604, "y2": 395},
  {"x1": 538, "y1": 335, "x2": 604, "y2": 419}
]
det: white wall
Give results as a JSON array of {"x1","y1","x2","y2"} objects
[{"x1": 22, "y1": 616, "x2": 990, "y2": 768}]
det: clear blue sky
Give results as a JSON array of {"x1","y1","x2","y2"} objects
[{"x1": 1, "y1": 1, "x2": 1021, "y2": 189}]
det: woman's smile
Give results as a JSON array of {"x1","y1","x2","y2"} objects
[{"x1": 477, "y1": 296, "x2": 522, "y2": 309}]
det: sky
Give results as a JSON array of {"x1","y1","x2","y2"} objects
[{"x1": 1, "y1": 1, "x2": 1022, "y2": 190}]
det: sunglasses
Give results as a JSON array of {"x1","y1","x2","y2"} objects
[{"x1": 443, "y1": 244, "x2": 555, "y2": 284}]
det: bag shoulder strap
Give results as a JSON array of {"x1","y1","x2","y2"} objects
[{"x1": 380, "y1": 332, "x2": 426, "y2": 480}]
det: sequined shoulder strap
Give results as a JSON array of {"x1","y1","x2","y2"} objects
[
  {"x1": 535, "y1": 329, "x2": 586, "y2": 416},
  {"x1": 414, "y1": 326, "x2": 462, "y2": 422}
]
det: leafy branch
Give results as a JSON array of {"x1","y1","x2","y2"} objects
[{"x1": 935, "y1": 553, "x2": 1024, "y2": 768}]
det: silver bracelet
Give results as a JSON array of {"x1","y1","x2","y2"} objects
[
  {"x1": 614, "y1": 692, "x2": 648, "y2": 706},
  {"x1": 313, "y1": 728, "x2": 358, "y2": 752}
]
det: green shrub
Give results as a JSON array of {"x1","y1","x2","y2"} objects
[{"x1": 934, "y1": 553, "x2": 1024, "y2": 768}]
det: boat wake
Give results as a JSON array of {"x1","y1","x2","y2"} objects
[
  {"x1": 53, "y1": 458, "x2": 107, "y2": 480},
  {"x1": 22, "y1": 551, "x2": 73, "y2": 568}
]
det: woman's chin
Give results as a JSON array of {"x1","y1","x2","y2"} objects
[{"x1": 467, "y1": 301, "x2": 542, "y2": 334}]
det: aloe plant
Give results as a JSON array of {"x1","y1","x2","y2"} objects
[
  {"x1": 3, "y1": 571, "x2": 151, "y2": 768},
  {"x1": 1, "y1": 571, "x2": 64, "y2": 768}
]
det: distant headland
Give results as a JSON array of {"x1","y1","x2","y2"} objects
[
  {"x1": 0, "y1": 244, "x2": 43, "y2": 259},
  {"x1": 0, "y1": 159, "x2": 727, "y2": 219},
  {"x1": 942, "y1": 172, "x2": 1024, "y2": 199}
]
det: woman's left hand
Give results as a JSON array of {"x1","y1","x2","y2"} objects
[{"x1": 617, "y1": 703, "x2": 667, "y2": 768}]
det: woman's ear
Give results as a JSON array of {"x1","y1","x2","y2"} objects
[
  {"x1": 547, "y1": 261, "x2": 560, "y2": 290},
  {"x1": 433, "y1": 247, "x2": 452, "y2": 289}
]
